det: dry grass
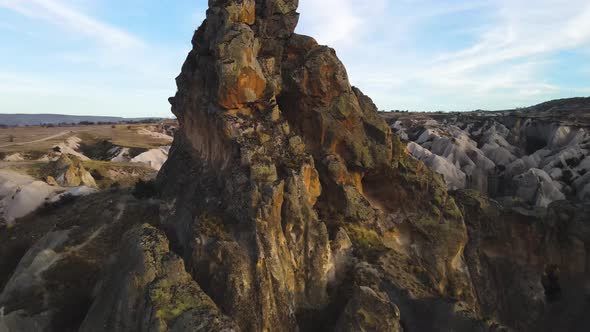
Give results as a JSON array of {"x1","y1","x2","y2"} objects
[
  {"x1": 0, "y1": 159, "x2": 156, "y2": 189},
  {"x1": 82, "y1": 160, "x2": 157, "y2": 189},
  {"x1": 0, "y1": 127, "x2": 75, "y2": 153},
  {"x1": 78, "y1": 124, "x2": 172, "y2": 149},
  {"x1": 0, "y1": 123, "x2": 171, "y2": 154}
]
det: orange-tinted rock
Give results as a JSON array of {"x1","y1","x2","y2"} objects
[
  {"x1": 160, "y1": 0, "x2": 480, "y2": 331},
  {"x1": 218, "y1": 66, "x2": 267, "y2": 109}
]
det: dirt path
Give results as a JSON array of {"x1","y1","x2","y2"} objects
[{"x1": 0, "y1": 131, "x2": 69, "y2": 148}]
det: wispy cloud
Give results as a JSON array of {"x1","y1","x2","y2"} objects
[
  {"x1": 0, "y1": 0, "x2": 143, "y2": 49},
  {"x1": 415, "y1": 0, "x2": 590, "y2": 108},
  {"x1": 296, "y1": 0, "x2": 590, "y2": 111},
  {"x1": 1, "y1": 0, "x2": 589, "y2": 115},
  {"x1": 0, "y1": 0, "x2": 184, "y2": 80},
  {"x1": 0, "y1": 0, "x2": 165, "y2": 76},
  {"x1": 297, "y1": 0, "x2": 388, "y2": 49},
  {"x1": 435, "y1": 1, "x2": 590, "y2": 73},
  {"x1": 0, "y1": 0, "x2": 187, "y2": 116}
]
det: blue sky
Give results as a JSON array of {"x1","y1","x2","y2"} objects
[{"x1": 1, "y1": 0, "x2": 589, "y2": 117}]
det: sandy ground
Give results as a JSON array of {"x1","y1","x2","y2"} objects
[
  {"x1": 0, "y1": 124, "x2": 173, "y2": 223},
  {"x1": 137, "y1": 128, "x2": 173, "y2": 142}
]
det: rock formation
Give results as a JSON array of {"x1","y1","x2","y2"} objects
[
  {"x1": 80, "y1": 224, "x2": 238, "y2": 332},
  {"x1": 1, "y1": 1, "x2": 588, "y2": 332},
  {"x1": 51, "y1": 155, "x2": 97, "y2": 188},
  {"x1": 0, "y1": 191, "x2": 162, "y2": 331},
  {"x1": 456, "y1": 190, "x2": 590, "y2": 332},
  {"x1": 158, "y1": 0, "x2": 478, "y2": 330},
  {"x1": 385, "y1": 105, "x2": 590, "y2": 208}
]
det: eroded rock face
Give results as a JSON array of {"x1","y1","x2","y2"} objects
[
  {"x1": 158, "y1": 0, "x2": 476, "y2": 330},
  {"x1": 0, "y1": 191, "x2": 162, "y2": 332},
  {"x1": 52, "y1": 155, "x2": 97, "y2": 188},
  {"x1": 384, "y1": 109, "x2": 590, "y2": 208},
  {"x1": 159, "y1": 2, "x2": 333, "y2": 330},
  {"x1": 3, "y1": 2, "x2": 583, "y2": 332},
  {"x1": 332, "y1": 262, "x2": 402, "y2": 332},
  {"x1": 456, "y1": 190, "x2": 590, "y2": 332},
  {"x1": 80, "y1": 224, "x2": 238, "y2": 332},
  {"x1": 514, "y1": 168, "x2": 566, "y2": 207}
]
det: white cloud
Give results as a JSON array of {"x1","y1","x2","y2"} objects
[
  {"x1": 1, "y1": 0, "x2": 589, "y2": 115},
  {"x1": 0, "y1": 0, "x2": 143, "y2": 49},
  {"x1": 0, "y1": 0, "x2": 170, "y2": 78},
  {"x1": 0, "y1": 0, "x2": 183, "y2": 116},
  {"x1": 436, "y1": 1, "x2": 590, "y2": 73},
  {"x1": 297, "y1": 0, "x2": 387, "y2": 49},
  {"x1": 316, "y1": 0, "x2": 590, "y2": 111}
]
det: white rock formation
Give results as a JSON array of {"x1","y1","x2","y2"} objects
[
  {"x1": 130, "y1": 146, "x2": 170, "y2": 171},
  {"x1": 0, "y1": 170, "x2": 96, "y2": 225},
  {"x1": 407, "y1": 142, "x2": 466, "y2": 189},
  {"x1": 53, "y1": 136, "x2": 89, "y2": 161},
  {"x1": 514, "y1": 169, "x2": 566, "y2": 207},
  {"x1": 388, "y1": 113, "x2": 590, "y2": 207}
]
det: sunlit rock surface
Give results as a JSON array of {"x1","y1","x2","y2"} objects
[
  {"x1": 157, "y1": 0, "x2": 477, "y2": 330},
  {"x1": 1, "y1": 3, "x2": 589, "y2": 332}
]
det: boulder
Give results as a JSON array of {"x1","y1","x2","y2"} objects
[
  {"x1": 52, "y1": 155, "x2": 97, "y2": 188},
  {"x1": 334, "y1": 285, "x2": 401, "y2": 332},
  {"x1": 514, "y1": 169, "x2": 565, "y2": 207},
  {"x1": 45, "y1": 176, "x2": 58, "y2": 186}
]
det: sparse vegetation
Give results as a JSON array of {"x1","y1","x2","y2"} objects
[
  {"x1": 82, "y1": 160, "x2": 156, "y2": 189},
  {"x1": 0, "y1": 122, "x2": 173, "y2": 155},
  {"x1": 344, "y1": 224, "x2": 387, "y2": 262}
]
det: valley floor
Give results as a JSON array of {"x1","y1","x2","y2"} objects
[{"x1": 0, "y1": 122, "x2": 176, "y2": 226}]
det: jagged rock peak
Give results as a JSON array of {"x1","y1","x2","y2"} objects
[
  {"x1": 159, "y1": 0, "x2": 471, "y2": 330},
  {"x1": 171, "y1": 0, "x2": 300, "y2": 115}
]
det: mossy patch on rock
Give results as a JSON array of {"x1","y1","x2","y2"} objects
[
  {"x1": 196, "y1": 213, "x2": 230, "y2": 241},
  {"x1": 344, "y1": 224, "x2": 387, "y2": 262}
]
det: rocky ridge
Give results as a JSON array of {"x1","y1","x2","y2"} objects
[
  {"x1": 0, "y1": 1, "x2": 589, "y2": 332},
  {"x1": 156, "y1": 0, "x2": 486, "y2": 330}
]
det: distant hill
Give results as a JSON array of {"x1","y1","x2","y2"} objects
[
  {"x1": 523, "y1": 97, "x2": 590, "y2": 113},
  {"x1": 0, "y1": 114, "x2": 165, "y2": 126}
]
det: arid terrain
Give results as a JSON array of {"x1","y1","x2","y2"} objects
[
  {"x1": 0, "y1": 122, "x2": 176, "y2": 227},
  {"x1": 0, "y1": 1, "x2": 589, "y2": 332},
  {"x1": 383, "y1": 97, "x2": 590, "y2": 209}
]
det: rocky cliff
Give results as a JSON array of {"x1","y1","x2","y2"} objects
[
  {"x1": 157, "y1": 0, "x2": 483, "y2": 330},
  {"x1": 456, "y1": 190, "x2": 590, "y2": 332},
  {"x1": 1, "y1": 1, "x2": 588, "y2": 332}
]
